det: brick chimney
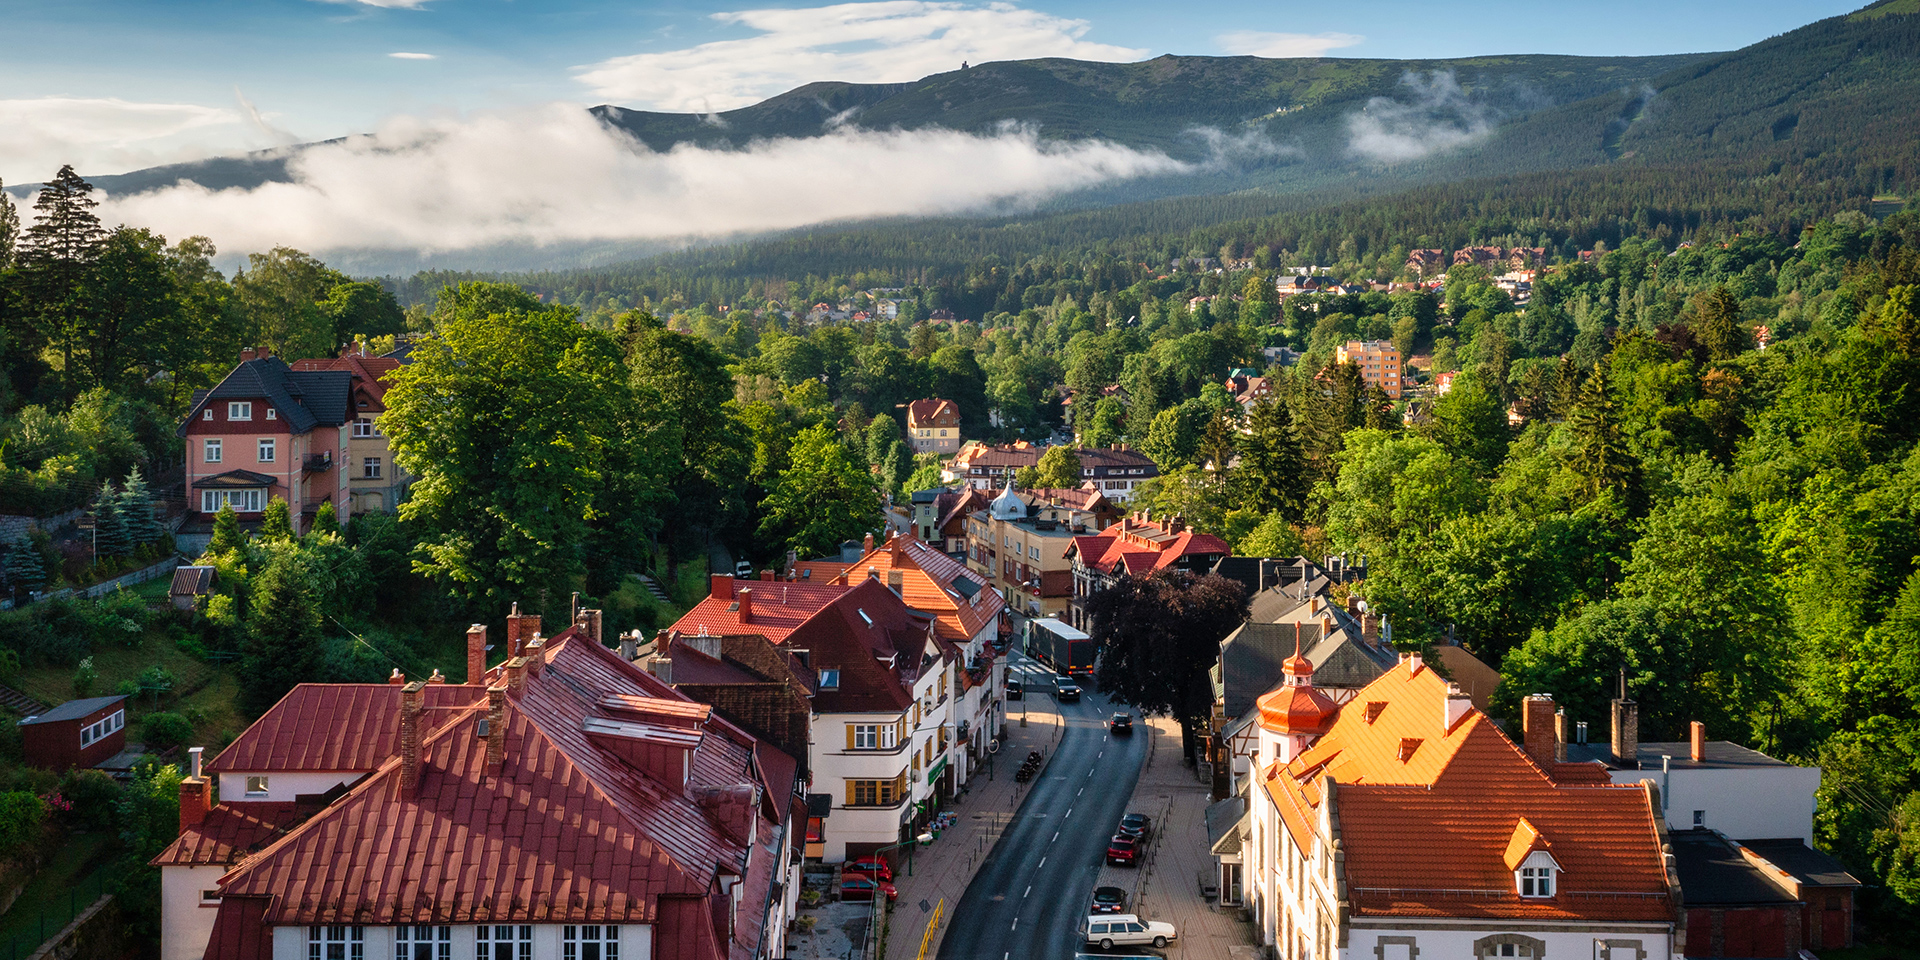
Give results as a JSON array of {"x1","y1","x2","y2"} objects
[
  {"x1": 1611, "y1": 697, "x2": 1640, "y2": 770},
  {"x1": 710, "y1": 573, "x2": 732, "y2": 600},
  {"x1": 388, "y1": 668, "x2": 405, "y2": 685},
  {"x1": 1443, "y1": 683, "x2": 1473, "y2": 733},
  {"x1": 1554, "y1": 710, "x2": 1569, "y2": 762},
  {"x1": 179, "y1": 747, "x2": 211, "y2": 833},
  {"x1": 239, "y1": 347, "x2": 259, "y2": 363},
  {"x1": 863, "y1": 532, "x2": 874, "y2": 552},
  {"x1": 505, "y1": 604, "x2": 540, "y2": 659},
  {"x1": 737, "y1": 588, "x2": 753, "y2": 625},
  {"x1": 505, "y1": 656, "x2": 527, "y2": 696},
  {"x1": 467, "y1": 623, "x2": 488, "y2": 684},
  {"x1": 1522, "y1": 694, "x2": 1556, "y2": 768},
  {"x1": 399, "y1": 681, "x2": 425, "y2": 796},
  {"x1": 485, "y1": 686, "x2": 506, "y2": 773},
  {"x1": 524, "y1": 638, "x2": 545, "y2": 678},
  {"x1": 1690, "y1": 721, "x2": 1706, "y2": 762}
]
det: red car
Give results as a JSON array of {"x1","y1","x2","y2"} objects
[
  {"x1": 840, "y1": 876, "x2": 898, "y2": 902},
  {"x1": 1106, "y1": 835, "x2": 1140, "y2": 866},
  {"x1": 845, "y1": 856, "x2": 894, "y2": 881}
]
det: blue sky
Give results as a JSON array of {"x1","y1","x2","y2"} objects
[{"x1": 0, "y1": 0, "x2": 1865, "y2": 182}]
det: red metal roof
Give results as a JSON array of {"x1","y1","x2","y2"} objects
[
  {"x1": 668, "y1": 578, "x2": 847, "y2": 645},
  {"x1": 209, "y1": 683, "x2": 485, "y2": 773},
  {"x1": 199, "y1": 631, "x2": 782, "y2": 959},
  {"x1": 153, "y1": 802, "x2": 309, "y2": 867},
  {"x1": 1066, "y1": 517, "x2": 1233, "y2": 575}
]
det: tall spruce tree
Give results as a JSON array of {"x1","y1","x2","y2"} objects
[
  {"x1": 91, "y1": 484, "x2": 130, "y2": 559},
  {"x1": 4, "y1": 536, "x2": 46, "y2": 596},
  {"x1": 117, "y1": 468, "x2": 163, "y2": 548},
  {"x1": 1237, "y1": 395, "x2": 1308, "y2": 521},
  {"x1": 1693, "y1": 285, "x2": 1747, "y2": 362},
  {"x1": 1568, "y1": 363, "x2": 1635, "y2": 503},
  {"x1": 17, "y1": 166, "x2": 107, "y2": 381},
  {"x1": 240, "y1": 555, "x2": 325, "y2": 716},
  {"x1": 207, "y1": 504, "x2": 247, "y2": 555}
]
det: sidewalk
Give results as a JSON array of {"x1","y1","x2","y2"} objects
[
  {"x1": 1108, "y1": 715, "x2": 1258, "y2": 960},
  {"x1": 881, "y1": 693, "x2": 1065, "y2": 960}
]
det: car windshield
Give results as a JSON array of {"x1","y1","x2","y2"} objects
[{"x1": 1094, "y1": 888, "x2": 1123, "y2": 902}]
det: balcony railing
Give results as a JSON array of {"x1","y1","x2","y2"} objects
[{"x1": 303, "y1": 452, "x2": 334, "y2": 472}]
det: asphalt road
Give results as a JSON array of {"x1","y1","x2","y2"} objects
[{"x1": 937, "y1": 654, "x2": 1151, "y2": 960}]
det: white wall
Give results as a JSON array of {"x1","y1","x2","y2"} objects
[
  {"x1": 270, "y1": 923, "x2": 653, "y2": 959},
  {"x1": 218, "y1": 770, "x2": 365, "y2": 803},
  {"x1": 161, "y1": 865, "x2": 227, "y2": 960},
  {"x1": 1345, "y1": 925, "x2": 1677, "y2": 960},
  {"x1": 1613, "y1": 765, "x2": 1822, "y2": 845}
]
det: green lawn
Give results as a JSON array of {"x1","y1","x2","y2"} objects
[{"x1": 11, "y1": 628, "x2": 244, "y2": 752}]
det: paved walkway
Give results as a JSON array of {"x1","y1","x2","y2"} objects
[
  {"x1": 881, "y1": 690, "x2": 1065, "y2": 960},
  {"x1": 1105, "y1": 715, "x2": 1258, "y2": 960}
]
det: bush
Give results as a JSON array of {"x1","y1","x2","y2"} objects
[
  {"x1": 0, "y1": 791, "x2": 48, "y2": 852},
  {"x1": 56, "y1": 769, "x2": 120, "y2": 831},
  {"x1": 140, "y1": 713, "x2": 193, "y2": 752},
  {"x1": 73, "y1": 657, "x2": 97, "y2": 698}
]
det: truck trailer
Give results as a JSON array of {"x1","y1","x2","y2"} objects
[{"x1": 1029, "y1": 617, "x2": 1096, "y2": 677}]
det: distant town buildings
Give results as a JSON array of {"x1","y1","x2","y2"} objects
[
  {"x1": 1335, "y1": 340, "x2": 1403, "y2": 399},
  {"x1": 1065, "y1": 511, "x2": 1233, "y2": 631},
  {"x1": 945, "y1": 443, "x2": 1160, "y2": 500},
  {"x1": 966, "y1": 486, "x2": 1119, "y2": 620},
  {"x1": 905, "y1": 398, "x2": 962, "y2": 454}
]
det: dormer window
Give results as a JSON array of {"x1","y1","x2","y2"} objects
[
  {"x1": 818, "y1": 668, "x2": 840, "y2": 690},
  {"x1": 1519, "y1": 864, "x2": 1554, "y2": 897}
]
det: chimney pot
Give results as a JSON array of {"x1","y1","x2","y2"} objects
[
  {"x1": 1553, "y1": 709, "x2": 1568, "y2": 762},
  {"x1": 1611, "y1": 697, "x2": 1640, "y2": 770},
  {"x1": 427, "y1": 669, "x2": 445, "y2": 684},
  {"x1": 1522, "y1": 694, "x2": 1558, "y2": 768},
  {"x1": 388, "y1": 668, "x2": 405, "y2": 685},
  {"x1": 1690, "y1": 721, "x2": 1706, "y2": 762},
  {"x1": 189, "y1": 746, "x2": 204, "y2": 779}
]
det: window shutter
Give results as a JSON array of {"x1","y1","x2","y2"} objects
[
  {"x1": 846, "y1": 725, "x2": 856, "y2": 750},
  {"x1": 845, "y1": 781, "x2": 855, "y2": 805}
]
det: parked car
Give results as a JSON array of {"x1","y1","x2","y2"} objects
[
  {"x1": 734, "y1": 560, "x2": 753, "y2": 578},
  {"x1": 1106, "y1": 835, "x2": 1139, "y2": 866},
  {"x1": 1006, "y1": 677, "x2": 1023, "y2": 700},
  {"x1": 840, "y1": 876, "x2": 898, "y2": 902},
  {"x1": 1109, "y1": 713, "x2": 1132, "y2": 735},
  {"x1": 1081, "y1": 914, "x2": 1176, "y2": 950},
  {"x1": 845, "y1": 856, "x2": 893, "y2": 881},
  {"x1": 1118, "y1": 813, "x2": 1153, "y2": 843},
  {"x1": 1090, "y1": 886, "x2": 1128, "y2": 915},
  {"x1": 1055, "y1": 676, "x2": 1082, "y2": 702}
]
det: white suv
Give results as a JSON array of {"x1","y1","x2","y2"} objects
[{"x1": 1082, "y1": 914, "x2": 1176, "y2": 950}]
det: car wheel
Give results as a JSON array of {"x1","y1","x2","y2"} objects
[
  {"x1": 1099, "y1": 940, "x2": 1114, "y2": 951},
  {"x1": 1153, "y1": 937, "x2": 1167, "y2": 948}
]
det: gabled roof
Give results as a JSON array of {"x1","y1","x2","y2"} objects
[
  {"x1": 905, "y1": 398, "x2": 958, "y2": 425},
  {"x1": 829, "y1": 534, "x2": 1002, "y2": 643},
  {"x1": 208, "y1": 683, "x2": 486, "y2": 773},
  {"x1": 1066, "y1": 516, "x2": 1233, "y2": 575},
  {"x1": 1260, "y1": 658, "x2": 1673, "y2": 923},
  {"x1": 668, "y1": 577, "x2": 847, "y2": 644},
  {"x1": 785, "y1": 578, "x2": 932, "y2": 713},
  {"x1": 290, "y1": 353, "x2": 402, "y2": 413},
  {"x1": 177, "y1": 357, "x2": 352, "y2": 436},
  {"x1": 153, "y1": 802, "x2": 310, "y2": 867},
  {"x1": 201, "y1": 631, "x2": 778, "y2": 959},
  {"x1": 171, "y1": 565, "x2": 216, "y2": 597}
]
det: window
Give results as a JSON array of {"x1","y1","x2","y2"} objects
[
  {"x1": 229, "y1": 402, "x2": 252, "y2": 421},
  {"x1": 818, "y1": 669, "x2": 840, "y2": 690},
  {"x1": 939, "y1": 430, "x2": 947, "y2": 437},
  {"x1": 854, "y1": 724, "x2": 878, "y2": 750},
  {"x1": 850, "y1": 779, "x2": 898, "y2": 806},
  {"x1": 79, "y1": 709, "x2": 124, "y2": 747},
  {"x1": 203, "y1": 409, "x2": 213, "y2": 421},
  {"x1": 266, "y1": 408, "x2": 277, "y2": 420},
  {"x1": 355, "y1": 417, "x2": 376, "y2": 438},
  {"x1": 1692, "y1": 810, "x2": 1705, "y2": 827},
  {"x1": 258, "y1": 439, "x2": 276, "y2": 463},
  {"x1": 1029, "y1": 545, "x2": 1039, "y2": 560},
  {"x1": 364, "y1": 457, "x2": 383, "y2": 479},
  {"x1": 475, "y1": 925, "x2": 532, "y2": 960},
  {"x1": 245, "y1": 776, "x2": 269, "y2": 796},
  {"x1": 202, "y1": 489, "x2": 266, "y2": 513},
  {"x1": 200, "y1": 889, "x2": 222, "y2": 904},
  {"x1": 563, "y1": 925, "x2": 620, "y2": 960},
  {"x1": 1519, "y1": 865, "x2": 1554, "y2": 898},
  {"x1": 204, "y1": 439, "x2": 224, "y2": 463},
  {"x1": 882, "y1": 723, "x2": 899, "y2": 749},
  {"x1": 396, "y1": 926, "x2": 451, "y2": 960},
  {"x1": 306, "y1": 926, "x2": 363, "y2": 960}
]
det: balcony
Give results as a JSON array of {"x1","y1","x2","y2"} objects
[{"x1": 303, "y1": 452, "x2": 335, "y2": 473}]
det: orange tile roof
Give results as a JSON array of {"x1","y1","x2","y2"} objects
[
  {"x1": 829, "y1": 534, "x2": 1002, "y2": 642},
  {"x1": 1260, "y1": 657, "x2": 1674, "y2": 923},
  {"x1": 1066, "y1": 517, "x2": 1232, "y2": 575},
  {"x1": 668, "y1": 577, "x2": 847, "y2": 644}
]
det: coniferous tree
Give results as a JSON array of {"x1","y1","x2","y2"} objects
[
  {"x1": 17, "y1": 166, "x2": 107, "y2": 379},
  {"x1": 1237, "y1": 395, "x2": 1308, "y2": 521},
  {"x1": 4, "y1": 536, "x2": 46, "y2": 596},
  {"x1": 207, "y1": 504, "x2": 247, "y2": 555},
  {"x1": 1693, "y1": 285, "x2": 1747, "y2": 362},
  {"x1": 91, "y1": 484, "x2": 130, "y2": 559},
  {"x1": 1567, "y1": 363, "x2": 1634, "y2": 503},
  {"x1": 311, "y1": 500, "x2": 340, "y2": 537},
  {"x1": 260, "y1": 496, "x2": 295, "y2": 542},
  {"x1": 240, "y1": 555, "x2": 325, "y2": 716},
  {"x1": 117, "y1": 468, "x2": 163, "y2": 548},
  {"x1": 0, "y1": 178, "x2": 18, "y2": 269}
]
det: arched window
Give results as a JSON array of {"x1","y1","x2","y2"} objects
[{"x1": 1473, "y1": 934, "x2": 1546, "y2": 958}]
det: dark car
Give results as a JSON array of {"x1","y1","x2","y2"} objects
[
  {"x1": 1055, "y1": 676, "x2": 1082, "y2": 702},
  {"x1": 1109, "y1": 713, "x2": 1132, "y2": 735},
  {"x1": 1106, "y1": 835, "x2": 1139, "y2": 866},
  {"x1": 1006, "y1": 677, "x2": 1023, "y2": 700},
  {"x1": 1090, "y1": 886, "x2": 1128, "y2": 914},
  {"x1": 840, "y1": 876, "x2": 898, "y2": 902},
  {"x1": 1118, "y1": 813, "x2": 1153, "y2": 843}
]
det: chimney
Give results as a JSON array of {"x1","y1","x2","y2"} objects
[
  {"x1": 1611, "y1": 698, "x2": 1640, "y2": 769},
  {"x1": 388, "y1": 668, "x2": 405, "y2": 685},
  {"x1": 710, "y1": 573, "x2": 732, "y2": 600},
  {"x1": 506, "y1": 656, "x2": 527, "y2": 695},
  {"x1": 485, "y1": 686, "x2": 506, "y2": 773},
  {"x1": 467, "y1": 624, "x2": 488, "y2": 684},
  {"x1": 1554, "y1": 710, "x2": 1569, "y2": 762},
  {"x1": 737, "y1": 588, "x2": 753, "y2": 624},
  {"x1": 505, "y1": 605, "x2": 540, "y2": 659},
  {"x1": 619, "y1": 633, "x2": 638, "y2": 662},
  {"x1": 1168, "y1": 515, "x2": 1185, "y2": 535},
  {"x1": 239, "y1": 346, "x2": 258, "y2": 363},
  {"x1": 179, "y1": 747, "x2": 211, "y2": 833},
  {"x1": 760, "y1": 569, "x2": 774, "y2": 581},
  {"x1": 399, "y1": 681, "x2": 425, "y2": 796},
  {"x1": 1690, "y1": 721, "x2": 1706, "y2": 762},
  {"x1": 1522, "y1": 694, "x2": 1556, "y2": 768},
  {"x1": 524, "y1": 638, "x2": 545, "y2": 678},
  {"x1": 887, "y1": 570, "x2": 904, "y2": 594},
  {"x1": 570, "y1": 591, "x2": 580, "y2": 625},
  {"x1": 863, "y1": 532, "x2": 874, "y2": 552},
  {"x1": 1443, "y1": 683, "x2": 1473, "y2": 733},
  {"x1": 1405, "y1": 651, "x2": 1423, "y2": 676},
  {"x1": 889, "y1": 535, "x2": 903, "y2": 560},
  {"x1": 427, "y1": 669, "x2": 445, "y2": 684}
]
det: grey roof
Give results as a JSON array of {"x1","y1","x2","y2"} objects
[
  {"x1": 1214, "y1": 556, "x2": 1331, "y2": 604},
  {"x1": 910, "y1": 489, "x2": 941, "y2": 504},
  {"x1": 1671, "y1": 831, "x2": 1798, "y2": 905},
  {"x1": 1218, "y1": 621, "x2": 1323, "y2": 721},
  {"x1": 177, "y1": 358, "x2": 353, "y2": 437},
  {"x1": 1565, "y1": 739, "x2": 1804, "y2": 771},
  {"x1": 1206, "y1": 793, "x2": 1247, "y2": 855},
  {"x1": 18, "y1": 695, "x2": 126, "y2": 725},
  {"x1": 1740, "y1": 838, "x2": 1861, "y2": 888},
  {"x1": 1303, "y1": 628, "x2": 1398, "y2": 688}
]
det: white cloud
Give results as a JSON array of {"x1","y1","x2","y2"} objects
[
  {"x1": 576, "y1": 1, "x2": 1149, "y2": 111},
  {"x1": 312, "y1": 0, "x2": 434, "y2": 8},
  {"x1": 388, "y1": 51, "x2": 437, "y2": 60},
  {"x1": 1214, "y1": 30, "x2": 1363, "y2": 59},
  {"x1": 1346, "y1": 71, "x2": 1498, "y2": 163},
  {"x1": 0, "y1": 97, "x2": 248, "y2": 183},
  {"x1": 101, "y1": 103, "x2": 1189, "y2": 256}
]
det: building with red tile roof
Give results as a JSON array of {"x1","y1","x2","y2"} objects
[
  {"x1": 965, "y1": 485, "x2": 1116, "y2": 621},
  {"x1": 1221, "y1": 653, "x2": 1683, "y2": 960},
  {"x1": 1064, "y1": 510, "x2": 1233, "y2": 631},
  {"x1": 156, "y1": 613, "x2": 801, "y2": 960},
  {"x1": 904, "y1": 398, "x2": 962, "y2": 454},
  {"x1": 290, "y1": 344, "x2": 408, "y2": 515}
]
